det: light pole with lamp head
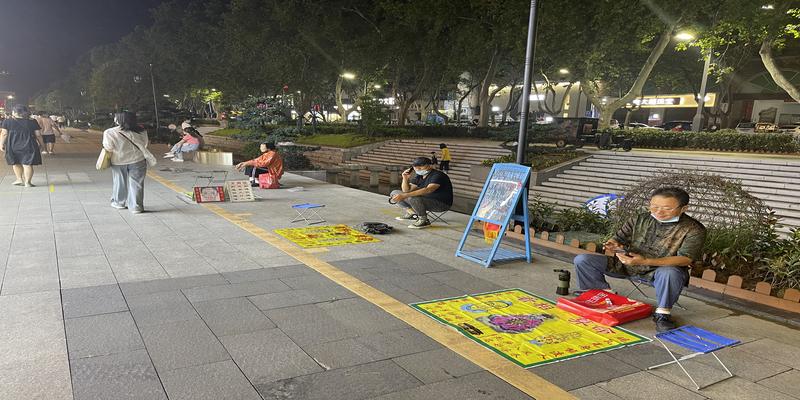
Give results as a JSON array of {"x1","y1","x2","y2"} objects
[{"x1": 134, "y1": 65, "x2": 159, "y2": 131}]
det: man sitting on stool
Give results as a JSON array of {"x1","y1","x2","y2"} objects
[
  {"x1": 234, "y1": 141, "x2": 284, "y2": 187},
  {"x1": 390, "y1": 157, "x2": 453, "y2": 229},
  {"x1": 573, "y1": 187, "x2": 706, "y2": 332}
]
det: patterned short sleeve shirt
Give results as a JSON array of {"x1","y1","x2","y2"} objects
[{"x1": 608, "y1": 212, "x2": 706, "y2": 277}]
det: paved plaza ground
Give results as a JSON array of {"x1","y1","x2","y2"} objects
[{"x1": 1, "y1": 129, "x2": 799, "y2": 399}]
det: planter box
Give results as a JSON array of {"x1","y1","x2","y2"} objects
[
  {"x1": 504, "y1": 227, "x2": 800, "y2": 315},
  {"x1": 469, "y1": 154, "x2": 591, "y2": 187}
]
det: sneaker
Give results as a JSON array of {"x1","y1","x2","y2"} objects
[
  {"x1": 110, "y1": 202, "x2": 126, "y2": 209},
  {"x1": 130, "y1": 208, "x2": 143, "y2": 214},
  {"x1": 11, "y1": 180, "x2": 23, "y2": 186},
  {"x1": 163, "y1": 154, "x2": 175, "y2": 158},
  {"x1": 653, "y1": 313, "x2": 677, "y2": 333},
  {"x1": 41, "y1": 151, "x2": 48, "y2": 154},
  {"x1": 408, "y1": 219, "x2": 431, "y2": 229},
  {"x1": 172, "y1": 158, "x2": 184, "y2": 162},
  {"x1": 395, "y1": 213, "x2": 418, "y2": 221},
  {"x1": 24, "y1": 182, "x2": 36, "y2": 187}
]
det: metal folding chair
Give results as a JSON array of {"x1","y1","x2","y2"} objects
[
  {"x1": 649, "y1": 325, "x2": 739, "y2": 390},
  {"x1": 426, "y1": 210, "x2": 450, "y2": 225},
  {"x1": 625, "y1": 276, "x2": 687, "y2": 310},
  {"x1": 290, "y1": 203, "x2": 326, "y2": 225}
]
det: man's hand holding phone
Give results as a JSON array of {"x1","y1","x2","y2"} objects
[{"x1": 602, "y1": 239, "x2": 623, "y2": 253}]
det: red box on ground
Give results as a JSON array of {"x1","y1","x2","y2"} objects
[{"x1": 556, "y1": 289, "x2": 653, "y2": 326}]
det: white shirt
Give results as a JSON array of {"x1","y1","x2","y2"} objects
[{"x1": 102, "y1": 126, "x2": 149, "y2": 165}]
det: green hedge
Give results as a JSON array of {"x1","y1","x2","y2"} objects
[{"x1": 621, "y1": 128, "x2": 800, "y2": 153}]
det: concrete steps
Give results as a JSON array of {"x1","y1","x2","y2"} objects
[
  {"x1": 341, "y1": 140, "x2": 512, "y2": 201},
  {"x1": 534, "y1": 151, "x2": 800, "y2": 229}
]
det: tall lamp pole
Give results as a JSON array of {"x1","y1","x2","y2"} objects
[
  {"x1": 691, "y1": 51, "x2": 712, "y2": 132},
  {"x1": 149, "y1": 63, "x2": 160, "y2": 130},
  {"x1": 516, "y1": 0, "x2": 539, "y2": 164}
]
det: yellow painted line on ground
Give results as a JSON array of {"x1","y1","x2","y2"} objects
[
  {"x1": 147, "y1": 171, "x2": 575, "y2": 400},
  {"x1": 49, "y1": 184, "x2": 55, "y2": 192}
]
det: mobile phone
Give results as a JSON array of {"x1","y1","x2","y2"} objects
[{"x1": 614, "y1": 249, "x2": 630, "y2": 255}]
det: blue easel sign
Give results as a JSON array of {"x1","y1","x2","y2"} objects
[{"x1": 455, "y1": 163, "x2": 532, "y2": 267}]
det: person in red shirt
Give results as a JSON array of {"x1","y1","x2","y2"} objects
[{"x1": 235, "y1": 141, "x2": 284, "y2": 187}]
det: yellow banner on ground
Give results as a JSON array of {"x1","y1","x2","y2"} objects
[
  {"x1": 412, "y1": 289, "x2": 649, "y2": 368},
  {"x1": 274, "y1": 224, "x2": 380, "y2": 248}
]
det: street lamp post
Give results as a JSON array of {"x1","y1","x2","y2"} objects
[
  {"x1": 149, "y1": 64, "x2": 160, "y2": 131},
  {"x1": 691, "y1": 51, "x2": 712, "y2": 132},
  {"x1": 516, "y1": 0, "x2": 539, "y2": 164}
]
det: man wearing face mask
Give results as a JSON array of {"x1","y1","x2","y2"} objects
[
  {"x1": 390, "y1": 156, "x2": 453, "y2": 229},
  {"x1": 572, "y1": 187, "x2": 706, "y2": 332}
]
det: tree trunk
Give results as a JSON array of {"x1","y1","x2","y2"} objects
[
  {"x1": 397, "y1": 65, "x2": 432, "y2": 126},
  {"x1": 760, "y1": 39, "x2": 800, "y2": 102},
  {"x1": 335, "y1": 75, "x2": 347, "y2": 123},
  {"x1": 456, "y1": 83, "x2": 478, "y2": 126},
  {"x1": 477, "y1": 49, "x2": 500, "y2": 127},
  {"x1": 585, "y1": 22, "x2": 677, "y2": 129}
]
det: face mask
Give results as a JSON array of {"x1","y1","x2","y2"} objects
[
  {"x1": 415, "y1": 169, "x2": 430, "y2": 176},
  {"x1": 652, "y1": 214, "x2": 680, "y2": 223}
]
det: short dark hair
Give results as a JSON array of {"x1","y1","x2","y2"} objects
[
  {"x1": 439, "y1": 143, "x2": 447, "y2": 149},
  {"x1": 412, "y1": 157, "x2": 432, "y2": 166},
  {"x1": 651, "y1": 187, "x2": 690, "y2": 207},
  {"x1": 261, "y1": 141, "x2": 276, "y2": 150}
]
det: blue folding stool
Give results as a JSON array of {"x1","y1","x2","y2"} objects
[
  {"x1": 649, "y1": 325, "x2": 740, "y2": 390},
  {"x1": 290, "y1": 203, "x2": 326, "y2": 225}
]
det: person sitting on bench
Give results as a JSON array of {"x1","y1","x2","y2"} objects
[
  {"x1": 234, "y1": 141, "x2": 284, "y2": 187},
  {"x1": 390, "y1": 156, "x2": 453, "y2": 229},
  {"x1": 573, "y1": 187, "x2": 706, "y2": 332}
]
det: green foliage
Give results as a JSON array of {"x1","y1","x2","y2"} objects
[
  {"x1": 761, "y1": 228, "x2": 800, "y2": 292},
  {"x1": 358, "y1": 95, "x2": 389, "y2": 136},
  {"x1": 232, "y1": 96, "x2": 289, "y2": 132},
  {"x1": 295, "y1": 133, "x2": 386, "y2": 148},
  {"x1": 207, "y1": 128, "x2": 246, "y2": 137},
  {"x1": 622, "y1": 129, "x2": 800, "y2": 153},
  {"x1": 528, "y1": 195, "x2": 557, "y2": 231},
  {"x1": 554, "y1": 206, "x2": 613, "y2": 234}
]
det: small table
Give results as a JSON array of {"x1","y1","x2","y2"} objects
[{"x1": 291, "y1": 203, "x2": 326, "y2": 225}]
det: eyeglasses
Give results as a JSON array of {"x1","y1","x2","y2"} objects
[{"x1": 648, "y1": 205, "x2": 682, "y2": 211}]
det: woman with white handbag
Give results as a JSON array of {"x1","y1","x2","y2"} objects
[{"x1": 101, "y1": 112, "x2": 156, "y2": 214}]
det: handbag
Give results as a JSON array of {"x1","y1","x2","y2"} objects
[
  {"x1": 96, "y1": 148, "x2": 112, "y2": 170},
  {"x1": 120, "y1": 131, "x2": 157, "y2": 167},
  {"x1": 258, "y1": 172, "x2": 280, "y2": 189}
]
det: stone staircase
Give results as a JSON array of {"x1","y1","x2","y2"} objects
[
  {"x1": 534, "y1": 152, "x2": 800, "y2": 229},
  {"x1": 346, "y1": 139, "x2": 511, "y2": 208}
]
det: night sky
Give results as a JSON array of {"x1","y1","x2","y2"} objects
[{"x1": 0, "y1": 0, "x2": 165, "y2": 101}]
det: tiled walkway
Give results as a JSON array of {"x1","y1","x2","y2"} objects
[{"x1": 1, "y1": 129, "x2": 798, "y2": 399}]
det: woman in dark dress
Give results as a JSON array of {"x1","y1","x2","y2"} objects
[{"x1": 0, "y1": 105, "x2": 43, "y2": 187}]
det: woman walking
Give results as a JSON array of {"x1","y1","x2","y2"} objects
[
  {"x1": 0, "y1": 105, "x2": 43, "y2": 187},
  {"x1": 35, "y1": 112, "x2": 62, "y2": 154},
  {"x1": 102, "y1": 112, "x2": 149, "y2": 213}
]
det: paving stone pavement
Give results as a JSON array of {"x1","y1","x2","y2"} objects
[{"x1": 0, "y1": 130, "x2": 798, "y2": 399}]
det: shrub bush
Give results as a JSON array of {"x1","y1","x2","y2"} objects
[{"x1": 621, "y1": 129, "x2": 800, "y2": 153}]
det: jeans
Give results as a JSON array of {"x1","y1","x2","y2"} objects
[
  {"x1": 390, "y1": 189, "x2": 449, "y2": 220},
  {"x1": 170, "y1": 142, "x2": 199, "y2": 160},
  {"x1": 111, "y1": 160, "x2": 147, "y2": 212},
  {"x1": 573, "y1": 253, "x2": 686, "y2": 309}
]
